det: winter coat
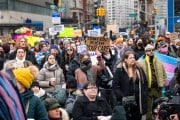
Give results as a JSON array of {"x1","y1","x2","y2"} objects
[
  {"x1": 65, "y1": 91, "x2": 83, "y2": 118},
  {"x1": 9, "y1": 50, "x2": 38, "y2": 66},
  {"x1": 72, "y1": 95, "x2": 112, "y2": 120},
  {"x1": 37, "y1": 62, "x2": 65, "y2": 93},
  {"x1": 138, "y1": 55, "x2": 166, "y2": 88},
  {"x1": 112, "y1": 62, "x2": 148, "y2": 115},
  {"x1": 75, "y1": 58, "x2": 105, "y2": 88},
  {"x1": 21, "y1": 89, "x2": 48, "y2": 120}
]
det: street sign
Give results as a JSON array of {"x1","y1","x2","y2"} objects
[
  {"x1": 53, "y1": 25, "x2": 64, "y2": 32},
  {"x1": 52, "y1": 12, "x2": 61, "y2": 24},
  {"x1": 129, "y1": 13, "x2": 137, "y2": 17}
]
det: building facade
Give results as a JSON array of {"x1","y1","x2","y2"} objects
[
  {"x1": 106, "y1": 0, "x2": 135, "y2": 28},
  {"x1": 0, "y1": 0, "x2": 53, "y2": 35}
]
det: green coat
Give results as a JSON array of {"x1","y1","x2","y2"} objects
[
  {"x1": 139, "y1": 56, "x2": 166, "y2": 88},
  {"x1": 21, "y1": 89, "x2": 48, "y2": 120}
]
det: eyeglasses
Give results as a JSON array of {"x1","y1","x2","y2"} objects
[
  {"x1": 67, "y1": 49, "x2": 73, "y2": 51},
  {"x1": 146, "y1": 49, "x2": 154, "y2": 52},
  {"x1": 86, "y1": 86, "x2": 97, "y2": 90}
]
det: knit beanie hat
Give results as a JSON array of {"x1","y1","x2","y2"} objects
[
  {"x1": 115, "y1": 38, "x2": 123, "y2": 44},
  {"x1": 50, "y1": 44, "x2": 58, "y2": 50},
  {"x1": 63, "y1": 39, "x2": 70, "y2": 45},
  {"x1": 13, "y1": 65, "x2": 39, "y2": 89},
  {"x1": 44, "y1": 98, "x2": 61, "y2": 111}
]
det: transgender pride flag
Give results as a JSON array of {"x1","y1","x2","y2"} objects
[
  {"x1": 154, "y1": 52, "x2": 177, "y2": 85},
  {"x1": 139, "y1": 52, "x2": 177, "y2": 85}
]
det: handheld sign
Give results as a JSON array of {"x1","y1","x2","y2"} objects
[{"x1": 85, "y1": 37, "x2": 110, "y2": 52}]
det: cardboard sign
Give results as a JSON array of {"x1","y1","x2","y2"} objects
[
  {"x1": 0, "y1": 34, "x2": 12, "y2": 43},
  {"x1": 170, "y1": 32, "x2": 179, "y2": 41},
  {"x1": 85, "y1": 37, "x2": 110, "y2": 52},
  {"x1": 74, "y1": 29, "x2": 82, "y2": 37}
]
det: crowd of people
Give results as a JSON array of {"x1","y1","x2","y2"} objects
[{"x1": 0, "y1": 31, "x2": 179, "y2": 120}]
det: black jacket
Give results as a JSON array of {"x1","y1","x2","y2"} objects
[
  {"x1": 112, "y1": 63, "x2": 148, "y2": 115},
  {"x1": 72, "y1": 95, "x2": 112, "y2": 120}
]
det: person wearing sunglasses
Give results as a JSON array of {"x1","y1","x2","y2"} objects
[
  {"x1": 139, "y1": 44, "x2": 166, "y2": 120},
  {"x1": 60, "y1": 46, "x2": 76, "y2": 80},
  {"x1": 72, "y1": 81, "x2": 112, "y2": 120}
]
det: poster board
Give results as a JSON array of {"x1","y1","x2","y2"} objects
[
  {"x1": 85, "y1": 37, "x2": 110, "y2": 52},
  {"x1": 170, "y1": 32, "x2": 179, "y2": 41},
  {"x1": 0, "y1": 34, "x2": 12, "y2": 43}
]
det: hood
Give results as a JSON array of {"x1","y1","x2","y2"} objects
[
  {"x1": 34, "y1": 88, "x2": 46, "y2": 98},
  {"x1": 60, "y1": 108, "x2": 69, "y2": 120},
  {"x1": 43, "y1": 62, "x2": 59, "y2": 71}
]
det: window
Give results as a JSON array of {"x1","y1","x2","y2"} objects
[{"x1": 174, "y1": 0, "x2": 180, "y2": 16}]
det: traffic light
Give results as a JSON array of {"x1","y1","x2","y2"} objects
[
  {"x1": 53, "y1": 0, "x2": 61, "y2": 7},
  {"x1": 96, "y1": 8, "x2": 100, "y2": 16},
  {"x1": 96, "y1": 7, "x2": 105, "y2": 17},
  {"x1": 154, "y1": 8, "x2": 158, "y2": 15}
]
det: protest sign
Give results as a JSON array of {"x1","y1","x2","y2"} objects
[
  {"x1": 170, "y1": 32, "x2": 179, "y2": 41},
  {"x1": 85, "y1": 37, "x2": 110, "y2": 52}
]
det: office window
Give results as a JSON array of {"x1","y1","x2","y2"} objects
[{"x1": 174, "y1": 0, "x2": 180, "y2": 16}]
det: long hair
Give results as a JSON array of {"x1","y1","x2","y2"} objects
[
  {"x1": 122, "y1": 50, "x2": 137, "y2": 81},
  {"x1": 65, "y1": 47, "x2": 76, "y2": 63}
]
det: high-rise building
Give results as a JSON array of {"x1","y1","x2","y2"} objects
[
  {"x1": 106, "y1": 0, "x2": 136, "y2": 28},
  {"x1": 153, "y1": 0, "x2": 167, "y2": 19}
]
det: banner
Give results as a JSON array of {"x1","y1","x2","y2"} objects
[
  {"x1": 58, "y1": 27, "x2": 74, "y2": 37},
  {"x1": 85, "y1": 37, "x2": 110, "y2": 52}
]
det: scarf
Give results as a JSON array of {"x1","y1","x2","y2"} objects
[
  {"x1": 16, "y1": 57, "x2": 25, "y2": 68},
  {"x1": 0, "y1": 73, "x2": 25, "y2": 120},
  {"x1": 80, "y1": 63, "x2": 94, "y2": 82},
  {"x1": 145, "y1": 55, "x2": 156, "y2": 88}
]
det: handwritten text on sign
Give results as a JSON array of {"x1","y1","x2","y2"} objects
[{"x1": 85, "y1": 37, "x2": 110, "y2": 52}]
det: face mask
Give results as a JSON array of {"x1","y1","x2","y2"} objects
[
  {"x1": 137, "y1": 42, "x2": 143, "y2": 47},
  {"x1": 160, "y1": 46, "x2": 168, "y2": 53},
  {"x1": 104, "y1": 54, "x2": 111, "y2": 59},
  {"x1": 82, "y1": 59, "x2": 91, "y2": 66},
  {"x1": 176, "y1": 46, "x2": 179, "y2": 49}
]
